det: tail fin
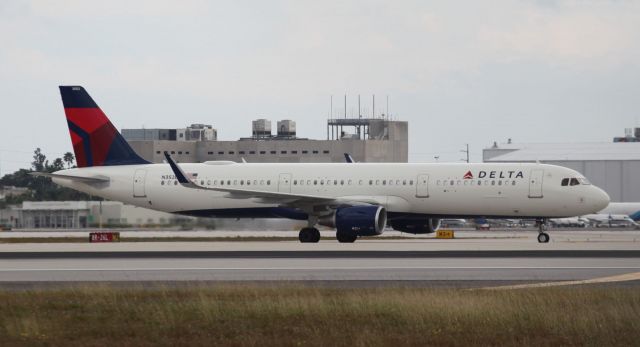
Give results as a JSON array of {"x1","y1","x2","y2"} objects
[{"x1": 59, "y1": 86, "x2": 149, "y2": 167}]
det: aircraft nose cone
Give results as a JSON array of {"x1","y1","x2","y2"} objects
[{"x1": 593, "y1": 187, "x2": 610, "y2": 212}]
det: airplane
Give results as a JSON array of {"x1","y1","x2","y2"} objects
[
  {"x1": 598, "y1": 202, "x2": 640, "y2": 221},
  {"x1": 35, "y1": 86, "x2": 610, "y2": 243},
  {"x1": 581, "y1": 214, "x2": 639, "y2": 228}
]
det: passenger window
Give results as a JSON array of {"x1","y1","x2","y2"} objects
[
  {"x1": 227, "y1": 180, "x2": 231, "y2": 185},
  {"x1": 491, "y1": 180, "x2": 495, "y2": 186},
  {"x1": 320, "y1": 180, "x2": 324, "y2": 185},
  {"x1": 267, "y1": 180, "x2": 271, "y2": 185},
  {"x1": 498, "y1": 180, "x2": 502, "y2": 186},
  {"x1": 307, "y1": 180, "x2": 311, "y2": 185},
  {"x1": 334, "y1": 180, "x2": 338, "y2": 185},
  {"x1": 570, "y1": 178, "x2": 580, "y2": 186},
  {"x1": 260, "y1": 180, "x2": 265, "y2": 185},
  {"x1": 512, "y1": 181, "x2": 516, "y2": 186},
  {"x1": 207, "y1": 180, "x2": 211, "y2": 185},
  {"x1": 359, "y1": 180, "x2": 363, "y2": 185},
  {"x1": 234, "y1": 180, "x2": 238, "y2": 185},
  {"x1": 348, "y1": 180, "x2": 352, "y2": 185},
  {"x1": 561, "y1": 178, "x2": 569, "y2": 186},
  {"x1": 376, "y1": 180, "x2": 380, "y2": 185},
  {"x1": 314, "y1": 180, "x2": 317, "y2": 185},
  {"x1": 294, "y1": 180, "x2": 297, "y2": 185},
  {"x1": 382, "y1": 180, "x2": 386, "y2": 185},
  {"x1": 369, "y1": 180, "x2": 373, "y2": 185},
  {"x1": 247, "y1": 180, "x2": 250, "y2": 186},
  {"x1": 409, "y1": 180, "x2": 414, "y2": 185},
  {"x1": 477, "y1": 181, "x2": 481, "y2": 186},
  {"x1": 403, "y1": 180, "x2": 406, "y2": 185},
  {"x1": 396, "y1": 180, "x2": 400, "y2": 185},
  {"x1": 240, "y1": 180, "x2": 244, "y2": 185},
  {"x1": 300, "y1": 180, "x2": 304, "y2": 186}
]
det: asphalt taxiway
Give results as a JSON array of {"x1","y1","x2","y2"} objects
[{"x1": 0, "y1": 230, "x2": 638, "y2": 287}]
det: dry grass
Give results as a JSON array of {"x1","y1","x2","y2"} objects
[{"x1": 0, "y1": 285, "x2": 638, "y2": 346}]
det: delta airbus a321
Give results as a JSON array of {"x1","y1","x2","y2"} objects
[{"x1": 36, "y1": 86, "x2": 610, "y2": 243}]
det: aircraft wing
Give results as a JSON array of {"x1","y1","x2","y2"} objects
[
  {"x1": 29, "y1": 172, "x2": 110, "y2": 183},
  {"x1": 164, "y1": 152, "x2": 372, "y2": 207}
]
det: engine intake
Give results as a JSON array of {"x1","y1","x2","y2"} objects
[{"x1": 320, "y1": 206, "x2": 387, "y2": 236}]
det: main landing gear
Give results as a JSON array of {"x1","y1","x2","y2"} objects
[
  {"x1": 299, "y1": 227, "x2": 320, "y2": 243},
  {"x1": 536, "y1": 218, "x2": 550, "y2": 243},
  {"x1": 336, "y1": 230, "x2": 357, "y2": 243}
]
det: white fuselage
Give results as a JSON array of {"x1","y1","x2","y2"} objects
[{"x1": 52, "y1": 162, "x2": 610, "y2": 219}]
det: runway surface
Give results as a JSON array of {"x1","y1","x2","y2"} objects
[{"x1": 0, "y1": 230, "x2": 639, "y2": 287}]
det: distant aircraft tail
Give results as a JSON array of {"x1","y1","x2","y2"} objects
[{"x1": 59, "y1": 86, "x2": 149, "y2": 167}]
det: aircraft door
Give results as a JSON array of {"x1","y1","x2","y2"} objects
[
  {"x1": 133, "y1": 169, "x2": 147, "y2": 198},
  {"x1": 415, "y1": 174, "x2": 429, "y2": 198},
  {"x1": 528, "y1": 169, "x2": 544, "y2": 198},
  {"x1": 278, "y1": 173, "x2": 292, "y2": 193}
]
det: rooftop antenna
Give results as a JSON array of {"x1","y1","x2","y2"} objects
[
  {"x1": 372, "y1": 94, "x2": 375, "y2": 118},
  {"x1": 386, "y1": 95, "x2": 389, "y2": 120}
]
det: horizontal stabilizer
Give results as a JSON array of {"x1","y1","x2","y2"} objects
[{"x1": 29, "y1": 172, "x2": 109, "y2": 183}]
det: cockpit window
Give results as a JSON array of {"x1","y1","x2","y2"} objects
[
  {"x1": 561, "y1": 178, "x2": 569, "y2": 186},
  {"x1": 570, "y1": 178, "x2": 580, "y2": 186},
  {"x1": 578, "y1": 178, "x2": 591, "y2": 185}
]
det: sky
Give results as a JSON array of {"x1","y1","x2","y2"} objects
[{"x1": 1, "y1": 0, "x2": 639, "y2": 174}]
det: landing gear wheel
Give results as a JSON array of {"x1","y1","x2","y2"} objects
[
  {"x1": 336, "y1": 230, "x2": 357, "y2": 243},
  {"x1": 299, "y1": 227, "x2": 321, "y2": 243},
  {"x1": 537, "y1": 232, "x2": 550, "y2": 243}
]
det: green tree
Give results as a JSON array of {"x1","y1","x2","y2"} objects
[
  {"x1": 48, "y1": 158, "x2": 65, "y2": 172},
  {"x1": 63, "y1": 152, "x2": 75, "y2": 168},
  {"x1": 31, "y1": 148, "x2": 47, "y2": 172}
]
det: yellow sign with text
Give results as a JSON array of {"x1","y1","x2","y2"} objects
[{"x1": 436, "y1": 229, "x2": 455, "y2": 239}]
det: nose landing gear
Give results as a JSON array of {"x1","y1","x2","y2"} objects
[{"x1": 536, "y1": 218, "x2": 550, "y2": 243}]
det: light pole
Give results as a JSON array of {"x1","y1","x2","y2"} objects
[{"x1": 460, "y1": 144, "x2": 469, "y2": 163}]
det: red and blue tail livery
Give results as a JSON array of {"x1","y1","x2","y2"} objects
[{"x1": 59, "y1": 86, "x2": 149, "y2": 167}]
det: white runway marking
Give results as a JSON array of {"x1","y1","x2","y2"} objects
[
  {"x1": 483, "y1": 271, "x2": 640, "y2": 289},
  {"x1": 0, "y1": 266, "x2": 639, "y2": 272}
]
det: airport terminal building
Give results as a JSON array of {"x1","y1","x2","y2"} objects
[
  {"x1": 123, "y1": 118, "x2": 408, "y2": 164},
  {"x1": 483, "y1": 133, "x2": 640, "y2": 202}
]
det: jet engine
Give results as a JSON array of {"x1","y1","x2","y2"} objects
[
  {"x1": 389, "y1": 217, "x2": 441, "y2": 234},
  {"x1": 319, "y1": 205, "x2": 387, "y2": 236}
]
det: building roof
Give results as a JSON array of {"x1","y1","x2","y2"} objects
[{"x1": 485, "y1": 142, "x2": 640, "y2": 162}]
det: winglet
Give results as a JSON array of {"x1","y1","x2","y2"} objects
[
  {"x1": 164, "y1": 151, "x2": 190, "y2": 184},
  {"x1": 344, "y1": 153, "x2": 355, "y2": 163}
]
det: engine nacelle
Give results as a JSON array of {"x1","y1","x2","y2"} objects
[
  {"x1": 390, "y1": 218, "x2": 441, "y2": 234},
  {"x1": 319, "y1": 206, "x2": 387, "y2": 236}
]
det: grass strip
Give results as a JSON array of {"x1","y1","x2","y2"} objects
[{"x1": 0, "y1": 285, "x2": 638, "y2": 346}]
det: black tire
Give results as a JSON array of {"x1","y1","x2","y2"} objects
[
  {"x1": 336, "y1": 230, "x2": 357, "y2": 243},
  {"x1": 537, "y1": 232, "x2": 550, "y2": 243},
  {"x1": 299, "y1": 228, "x2": 314, "y2": 243},
  {"x1": 310, "y1": 228, "x2": 321, "y2": 243}
]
